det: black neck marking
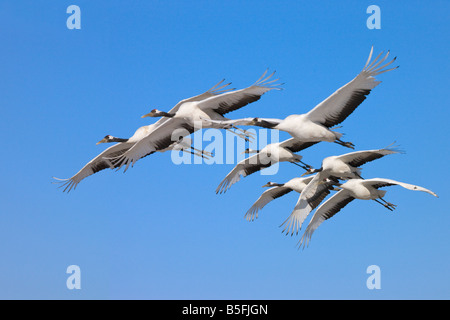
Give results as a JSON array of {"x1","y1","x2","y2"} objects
[{"x1": 256, "y1": 120, "x2": 278, "y2": 129}]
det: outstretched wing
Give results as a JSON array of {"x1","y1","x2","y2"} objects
[
  {"x1": 201, "y1": 117, "x2": 282, "y2": 128},
  {"x1": 306, "y1": 47, "x2": 398, "y2": 128},
  {"x1": 108, "y1": 118, "x2": 195, "y2": 172},
  {"x1": 244, "y1": 187, "x2": 293, "y2": 221},
  {"x1": 299, "y1": 190, "x2": 355, "y2": 249},
  {"x1": 154, "y1": 79, "x2": 235, "y2": 128},
  {"x1": 53, "y1": 142, "x2": 134, "y2": 192},
  {"x1": 279, "y1": 138, "x2": 319, "y2": 153},
  {"x1": 336, "y1": 147, "x2": 401, "y2": 168},
  {"x1": 280, "y1": 173, "x2": 337, "y2": 236},
  {"x1": 197, "y1": 70, "x2": 282, "y2": 116},
  {"x1": 215, "y1": 154, "x2": 274, "y2": 194},
  {"x1": 362, "y1": 178, "x2": 438, "y2": 197}
]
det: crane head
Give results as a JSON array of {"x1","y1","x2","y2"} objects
[
  {"x1": 301, "y1": 167, "x2": 321, "y2": 177},
  {"x1": 141, "y1": 109, "x2": 159, "y2": 118},
  {"x1": 246, "y1": 117, "x2": 259, "y2": 126},
  {"x1": 96, "y1": 135, "x2": 114, "y2": 145}
]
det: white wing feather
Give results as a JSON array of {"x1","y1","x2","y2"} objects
[
  {"x1": 244, "y1": 187, "x2": 293, "y2": 221},
  {"x1": 362, "y1": 178, "x2": 438, "y2": 197},
  {"x1": 53, "y1": 142, "x2": 134, "y2": 192},
  {"x1": 280, "y1": 173, "x2": 327, "y2": 235}
]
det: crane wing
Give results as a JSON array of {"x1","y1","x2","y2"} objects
[
  {"x1": 278, "y1": 138, "x2": 319, "y2": 153},
  {"x1": 57, "y1": 79, "x2": 233, "y2": 183},
  {"x1": 305, "y1": 47, "x2": 398, "y2": 128},
  {"x1": 280, "y1": 173, "x2": 337, "y2": 235},
  {"x1": 299, "y1": 190, "x2": 355, "y2": 248},
  {"x1": 298, "y1": 178, "x2": 438, "y2": 248},
  {"x1": 108, "y1": 118, "x2": 195, "y2": 172},
  {"x1": 154, "y1": 79, "x2": 235, "y2": 128},
  {"x1": 215, "y1": 154, "x2": 275, "y2": 194},
  {"x1": 362, "y1": 178, "x2": 438, "y2": 197},
  {"x1": 197, "y1": 70, "x2": 282, "y2": 116},
  {"x1": 244, "y1": 187, "x2": 293, "y2": 221},
  {"x1": 336, "y1": 147, "x2": 401, "y2": 168},
  {"x1": 53, "y1": 142, "x2": 134, "y2": 192}
]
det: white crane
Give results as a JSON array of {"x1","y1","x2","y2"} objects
[
  {"x1": 299, "y1": 178, "x2": 438, "y2": 248},
  {"x1": 215, "y1": 138, "x2": 319, "y2": 194},
  {"x1": 95, "y1": 133, "x2": 211, "y2": 159},
  {"x1": 54, "y1": 132, "x2": 210, "y2": 193},
  {"x1": 280, "y1": 146, "x2": 401, "y2": 235},
  {"x1": 244, "y1": 176, "x2": 338, "y2": 222},
  {"x1": 210, "y1": 47, "x2": 398, "y2": 149},
  {"x1": 53, "y1": 79, "x2": 233, "y2": 192},
  {"x1": 141, "y1": 70, "x2": 280, "y2": 134},
  {"x1": 110, "y1": 71, "x2": 282, "y2": 172},
  {"x1": 140, "y1": 70, "x2": 280, "y2": 142}
]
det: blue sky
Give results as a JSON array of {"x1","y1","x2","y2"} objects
[{"x1": 0, "y1": 1, "x2": 448, "y2": 299}]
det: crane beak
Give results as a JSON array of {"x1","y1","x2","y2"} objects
[
  {"x1": 96, "y1": 137, "x2": 108, "y2": 145},
  {"x1": 141, "y1": 112, "x2": 152, "y2": 118},
  {"x1": 301, "y1": 171, "x2": 312, "y2": 177},
  {"x1": 262, "y1": 183, "x2": 271, "y2": 188}
]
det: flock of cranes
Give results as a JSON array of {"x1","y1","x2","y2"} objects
[{"x1": 54, "y1": 47, "x2": 438, "y2": 248}]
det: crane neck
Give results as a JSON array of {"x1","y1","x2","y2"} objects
[
  {"x1": 159, "y1": 111, "x2": 175, "y2": 118},
  {"x1": 271, "y1": 183, "x2": 285, "y2": 187},
  {"x1": 255, "y1": 119, "x2": 279, "y2": 129}
]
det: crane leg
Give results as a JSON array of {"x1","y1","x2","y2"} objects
[
  {"x1": 298, "y1": 159, "x2": 312, "y2": 169},
  {"x1": 225, "y1": 128, "x2": 253, "y2": 142},
  {"x1": 373, "y1": 198, "x2": 396, "y2": 211},
  {"x1": 335, "y1": 138, "x2": 355, "y2": 149},
  {"x1": 289, "y1": 161, "x2": 309, "y2": 171},
  {"x1": 231, "y1": 125, "x2": 256, "y2": 138},
  {"x1": 379, "y1": 197, "x2": 397, "y2": 209},
  {"x1": 190, "y1": 146, "x2": 213, "y2": 158},
  {"x1": 182, "y1": 147, "x2": 211, "y2": 160}
]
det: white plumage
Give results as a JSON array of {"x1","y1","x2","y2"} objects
[
  {"x1": 299, "y1": 178, "x2": 438, "y2": 248},
  {"x1": 53, "y1": 79, "x2": 233, "y2": 191},
  {"x1": 280, "y1": 146, "x2": 401, "y2": 235},
  {"x1": 214, "y1": 47, "x2": 398, "y2": 149},
  {"x1": 54, "y1": 46, "x2": 440, "y2": 252},
  {"x1": 53, "y1": 134, "x2": 208, "y2": 193},
  {"x1": 109, "y1": 71, "x2": 281, "y2": 172},
  {"x1": 216, "y1": 138, "x2": 317, "y2": 194},
  {"x1": 244, "y1": 176, "x2": 337, "y2": 222}
]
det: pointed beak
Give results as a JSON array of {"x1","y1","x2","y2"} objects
[
  {"x1": 96, "y1": 138, "x2": 108, "y2": 145},
  {"x1": 262, "y1": 183, "x2": 271, "y2": 188},
  {"x1": 246, "y1": 120, "x2": 256, "y2": 126},
  {"x1": 301, "y1": 171, "x2": 312, "y2": 177},
  {"x1": 141, "y1": 112, "x2": 152, "y2": 118}
]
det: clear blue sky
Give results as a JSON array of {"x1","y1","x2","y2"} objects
[{"x1": 0, "y1": 1, "x2": 448, "y2": 299}]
